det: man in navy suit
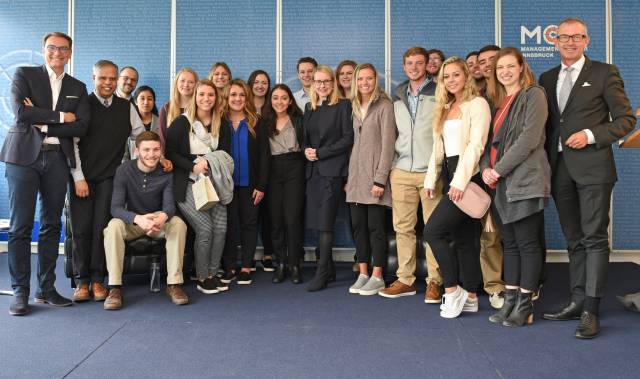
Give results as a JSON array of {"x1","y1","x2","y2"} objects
[
  {"x1": 539, "y1": 18, "x2": 635, "y2": 338},
  {"x1": 0, "y1": 32, "x2": 90, "y2": 316}
]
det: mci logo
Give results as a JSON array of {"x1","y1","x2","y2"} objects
[{"x1": 520, "y1": 25, "x2": 557, "y2": 45}]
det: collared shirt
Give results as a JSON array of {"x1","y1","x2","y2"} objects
[
  {"x1": 555, "y1": 55, "x2": 594, "y2": 152},
  {"x1": 230, "y1": 119, "x2": 250, "y2": 187},
  {"x1": 406, "y1": 78, "x2": 430, "y2": 122},
  {"x1": 71, "y1": 92, "x2": 146, "y2": 181},
  {"x1": 294, "y1": 88, "x2": 310, "y2": 113},
  {"x1": 42, "y1": 65, "x2": 65, "y2": 145}
]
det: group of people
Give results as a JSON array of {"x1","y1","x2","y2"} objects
[{"x1": 1, "y1": 17, "x2": 636, "y2": 340}]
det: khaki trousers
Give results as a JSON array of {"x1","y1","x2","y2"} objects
[
  {"x1": 480, "y1": 212, "x2": 505, "y2": 294},
  {"x1": 103, "y1": 216, "x2": 187, "y2": 286},
  {"x1": 390, "y1": 168, "x2": 442, "y2": 286}
]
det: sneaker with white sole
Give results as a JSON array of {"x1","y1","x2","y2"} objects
[
  {"x1": 440, "y1": 286, "x2": 469, "y2": 318},
  {"x1": 462, "y1": 296, "x2": 479, "y2": 312},
  {"x1": 349, "y1": 274, "x2": 369, "y2": 294},
  {"x1": 197, "y1": 278, "x2": 219, "y2": 295},
  {"x1": 489, "y1": 291, "x2": 505, "y2": 309},
  {"x1": 358, "y1": 276, "x2": 385, "y2": 296}
]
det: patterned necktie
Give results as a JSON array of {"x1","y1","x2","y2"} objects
[
  {"x1": 103, "y1": 98, "x2": 109, "y2": 107},
  {"x1": 558, "y1": 67, "x2": 574, "y2": 113}
]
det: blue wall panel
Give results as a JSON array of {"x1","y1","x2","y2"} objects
[
  {"x1": 73, "y1": 1, "x2": 171, "y2": 105},
  {"x1": 612, "y1": 0, "x2": 640, "y2": 250},
  {"x1": 176, "y1": 0, "x2": 276, "y2": 87},
  {"x1": 0, "y1": 0, "x2": 67, "y2": 221}
]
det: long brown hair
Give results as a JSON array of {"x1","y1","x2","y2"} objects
[
  {"x1": 350, "y1": 63, "x2": 385, "y2": 121},
  {"x1": 185, "y1": 79, "x2": 222, "y2": 137},
  {"x1": 335, "y1": 59, "x2": 357, "y2": 98},
  {"x1": 487, "y1": 47, "x2": 536, "y2": 106},
  {"x1": 433, "y1": 57, "x2": 479, "y2": 134},
  {"x1": 223, "y1": 79, "x2": 258, "y2": 137}
]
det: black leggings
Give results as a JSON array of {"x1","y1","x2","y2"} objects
[
  {"x1": 350, "y1": 203, "x2": 387, "y2": 267},
  {"x1": 223, "y1": 187, "x2": 259, "y2": 269}
]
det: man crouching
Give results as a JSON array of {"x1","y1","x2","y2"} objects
[{"x1": 103, "y1": 131, "x2": 188, "y2": 310}]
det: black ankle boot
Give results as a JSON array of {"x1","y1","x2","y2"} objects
[
  {"x1": 272, "y1": 263, "x2": 286, "y2": 284},
  {"x1": 307, "y1": 259, "x2": 329, "y2": 292},
  {"x1": 503, "y1": 291, "x2": 534, "y2": 327},
  {"x1": 489, "y1": 288, "x2": 517, "y2": 324},
  {"x1": 291, "y1": 266, "x2": 302, "y2": 284}
]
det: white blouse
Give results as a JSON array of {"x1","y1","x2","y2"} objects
[{"x1": 442, "y1": 118, "x2": 462, "y2": 157}]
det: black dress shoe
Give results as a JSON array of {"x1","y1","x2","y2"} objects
[
  {"x1": 272, "y1": 264, "x2": 286, "y2": 284},
  {"x1": 542, "y1": 301, "x2": 582, "y2": 321},
  {"x1": 291, "y1": 266, "x2": 302, "y2": 284},
  {"x1": 34, "y1": 289, "x2": 73, "y2": 307},
  {"x1": 9, "y1": 296, "x2": 30, "y2": 316},
  {"x1": 575, "y1": 311, "x2": 600, "y2": 339}
]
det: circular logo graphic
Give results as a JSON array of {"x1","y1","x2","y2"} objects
[{"x1": 0, "y1": 50, "x2": 44, "y2": 132}]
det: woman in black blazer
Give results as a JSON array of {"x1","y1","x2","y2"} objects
[
  {"x1": 262, "y1": 84, "x2": 305, "y2": 284},
  {"x1": 220, "y1": 79, "x2": 270, "y2": 286},
  {"x1": 165, "y1": 79, "x2": 231, "y2": 295},
  {"x1": 303, "y1": 65, "x2": 354, "y2": 291}
]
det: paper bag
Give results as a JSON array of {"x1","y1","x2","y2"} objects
[{"x1": 192, "y1": 174, "x2": 219, "y2": 211}]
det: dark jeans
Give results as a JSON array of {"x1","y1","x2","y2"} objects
[
  {"x1": 499, "y1": 210, "x2": 545, "y2": 291},
  {"x1": 423, "y1": 156, "x2": 482, "y2": 291},
  {"x1": 69, "y1": 177, "x2": 113, "y2": 285},
  {"x1": 223, "y1": 187, "x2": 259, "y2": 269},
  {"x1": 258, "y1": 195, "x2": 274, "y2": 257},
  {"x1": 268, "y1": 154, "x2": 305, "y2": 267},
  {"x1": 5, "y1": 149, "x2": 69, "y2": 297},
  {"x1": 350, "y1": 203, "x2": 387, "y2": 268}
]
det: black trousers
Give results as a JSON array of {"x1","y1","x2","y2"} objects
[
  {"x1": 423, "y1": 157, "x2": 482, "y2": 291},
  {"x1": 223, "y1": 187, "x2": 259, "y2": 269},
  {"x1": 552, "y1": 154, "x2": 612, "y2": 300},
  {"x1": 268, "y1": 154, "x2": 305, "y2": 267},
  {"x1": 69, "y1": 177, "x2": 114, "y2": 285},
  {"x1": 350, "y1": 203, "x2": 387, "y2": 267},
  {"x1": 258, "y1": 193, "x2": 274, "y2": 257},
  {"x1": 498, "y1": 210, "x2": 545, "y2": 291}
]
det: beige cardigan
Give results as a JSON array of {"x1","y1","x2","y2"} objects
[{"x1": 424, "y1": 96, "x2": 491, "y2": 191}]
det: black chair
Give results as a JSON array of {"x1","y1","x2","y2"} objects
[{"x1": 383, "y1": 208, "x2": 429, "y2": 281}]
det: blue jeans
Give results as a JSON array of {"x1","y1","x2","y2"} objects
[{"x1": 5, "y1": 149, "x2": 69, "y2": 297}]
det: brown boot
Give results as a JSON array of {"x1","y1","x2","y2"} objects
[
  {"x1": 73, "y1": 284, "x2": 91, "y2": 302},
  {"x1": 91, "y1": 283, "x2": 109, "y2": 302},
  {"x1": 166, "y1": 285, "x2": 189, "y2": 305},
  {"x1": 104, "y1": 288, "x2": 123, "y2": 310}
]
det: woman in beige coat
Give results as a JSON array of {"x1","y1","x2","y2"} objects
[
  {"x1": 423, "y1": 57, "x2": 491, "y2": 318},
  {"x1": 345, "y1": 64, "x2": 396, "y2": 296}
]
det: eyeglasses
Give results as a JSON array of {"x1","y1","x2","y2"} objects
[
  {"x1": 45, "y1": 45, "x2": 71, "y2": 53},
  {"x1": 120, "y1": 76, "x2": 138, "y2": 83},
  {"x1": 557, "y1": 34, "x2": 587, "y2": 42},
  {"x1": 314, "y1": 79, "x2": 333, "y2": 87}
]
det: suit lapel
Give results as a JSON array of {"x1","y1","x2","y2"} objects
[
  {"x1": 562, "y1": 57, "x2": 592, "y2": 116},
  {"x1": 40, "y1": 65, "x2": 54, "y2": 110},
  {"x1": 56, "y1": 74, "x2": 71, "y2": 111}
]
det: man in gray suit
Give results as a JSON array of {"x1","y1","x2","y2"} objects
[
  {"x1": 539, "y1": 17, "x2": 636, "y2": 338},
  {"x1": 0, "y1": 32, "x2": 90, "y2": 316}
]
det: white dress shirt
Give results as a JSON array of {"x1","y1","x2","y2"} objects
[
  {"x1": 41, "y1": 65, "x2": 66, "y2": 145},
  {"x1": 556, "y1": 55, "x2": 595, "y2": 151},
  {"x1": 294, "y1": 88, "x2": 310, "y2": 113}
]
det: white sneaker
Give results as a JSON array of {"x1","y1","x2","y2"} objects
[
  {"x1": 490, "y1": 292, "x2": 505, "y2": 309},
  {"x1": 349, "y1": 274, "x2": 369, "y2": 294},
  {"x1": 358, "y1": 276, "x2": 385, "y2": 296},
  {"x1": 440, "y1": 286, "x2": 469, "y2": 318},
  {"x1": 462, "y1": 296, "x2": 479, "y2": 312}
]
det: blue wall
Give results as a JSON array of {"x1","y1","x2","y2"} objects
[{"x1": 0, "y1": 0, "x2": 638, "y2": 249}]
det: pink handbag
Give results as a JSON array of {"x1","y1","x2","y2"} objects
[{"x1": 454, "y1": 182, "x2": 490, "y2": 219}]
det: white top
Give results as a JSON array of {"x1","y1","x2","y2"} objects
[
  {"x1": 443, "y1": 118, "x2": 462, "y2": 157},
  {"x1": 42, "y1": 65, "x2": 65, "y2": 145}
]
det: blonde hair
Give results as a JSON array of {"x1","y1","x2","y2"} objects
[
  {"x1": 222, "y1": 79, "x2": 258, "y2": 137},
  {"x1": 184, "y1": 79, "x2": 222, "y2": 137},
  {"x1": 433, "y1": 57, "x2": 479, "y2": 134},
  {"x1": 487, "y1": 47, "x2": 536, "y2": 106},
  {"x1": 167, "y1": 68, "x2": 198, "y2": 127},
  {"x1": 350, "y1": 63, "x2": 385, "y2": 121},
  {"x1": 309, "y1": 65, "x2": 340, "y2": 111}
]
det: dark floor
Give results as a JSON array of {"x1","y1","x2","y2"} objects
[{"x1": 0, "y1": 253, "x2": 639, "y2": 379}]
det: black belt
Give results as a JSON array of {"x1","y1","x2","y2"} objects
[{"x1": 41, "y1": 143, "x2": 61, "y2": 151}]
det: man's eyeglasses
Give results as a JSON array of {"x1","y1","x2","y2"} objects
[
  {"x1": 45, "y1": 45, "x2": 71, "y2": 53},
  {"x1": 557, "y1": 34, "x2": 587, "y2": 42},
  {"x1": 120, "y1": 76, "x2": 138, "y2": 83},
  {"x1": 314, "y1": 79, "x2": 333, "y2": 87}
]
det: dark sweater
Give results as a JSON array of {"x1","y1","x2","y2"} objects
[
  {"x1": 80, "y1": 94, "x2": 131, "y2": 181},
  {"x1": 111, "y1": 160, "x2": 175, "y2": 224}
]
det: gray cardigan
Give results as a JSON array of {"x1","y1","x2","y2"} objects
[
  {"x1": 346, "y1": 94, "x2": 396, "y2": 206},
  {"x1": 481, "y1": 85, "x2": 551, "y2": 219},
  {"x1": 204, "y1": 150, "x2": 235, "y2": 205}
]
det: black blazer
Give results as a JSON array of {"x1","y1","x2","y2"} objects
[
  {"x1": 0, "y1": 65, "x2": 90, "y2": 167},
  {"x1": 539, "y1": 57, "x2": 636, "y2": 185},
  {"x1": 219, "y1": 117, "x2": 270, "y2": 193},
  {"x1": 302, "y1": 98, "x2": 354, "y2": 178},
  {"x1": 165, "y1": 115, "x2": 231, "y2": 202}
]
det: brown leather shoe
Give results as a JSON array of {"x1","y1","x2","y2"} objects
[
  {"x1": 91, "y1": 283, "x2": 109, "y2": 302},
  {"x1": 166, "y1": 285, "x2": 189, "y2": 305},
  {"x1": 425, "y1": 281, "x2": 442, "y2": 304},
  {"x1": 378, "y1": 280, "x2": 417, "y2": 298},
  {"x1": 73, "y1": 284, "x2": 91, "y2": 302},
  {"x1": 103, "y1": 288, "x2": 123, "y2": 310}
]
